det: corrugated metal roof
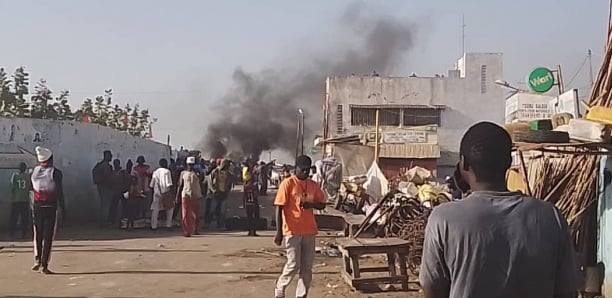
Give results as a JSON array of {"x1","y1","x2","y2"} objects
[
  {"x1": 323, "y1": 134, "x2": 362, "y2": 144},
  {"x1": 349, "y1": 104, "x2": 446, "y2": 109},
  {"x1": 378, "y1": 143, "x2": 440, "y2": 158}
]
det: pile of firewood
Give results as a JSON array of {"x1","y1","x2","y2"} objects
[{"x1": 353, "y1": 191, "x2": 429, "y2": 274}]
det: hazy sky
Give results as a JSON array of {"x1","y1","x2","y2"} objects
[{"x1": 0, "y1": 0, "x2": 607, "y2": 148}]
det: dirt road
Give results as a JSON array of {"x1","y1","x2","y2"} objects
[{"x1": 0, "y1": 188, "x2": 423, "y2": 298}]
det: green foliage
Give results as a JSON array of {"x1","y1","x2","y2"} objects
[
  {"x1": 55, "y1": 90, "x2": 72, "y2": 120},
  {"x1": 30, "y1": 79, "x2": 54, "y2": 119},
  {"x1": 0, "y1": 68, "x2": 17, "y2": 116},
  {"x1": 12, "y1": 67, "x2": 30, "y2": 117},
  {"x1": 0, "y1": 65, "x2": 154, "y2": 139}
]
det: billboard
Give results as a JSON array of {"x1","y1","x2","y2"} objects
[{"x1": 505, "y1": 93, "x2": 554, "y2": 123}]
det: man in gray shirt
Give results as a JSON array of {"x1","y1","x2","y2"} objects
[{"x1": 419, "y1": 122, "x2": 580, "y2": 298}]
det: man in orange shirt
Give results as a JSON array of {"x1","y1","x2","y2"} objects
[{"x1": 274, "y1": 155, "x2": 326, "y2": 298}]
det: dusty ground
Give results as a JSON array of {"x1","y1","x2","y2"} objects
[{"x1": 0, "y1": 188, "x2": 423, "y2": 298}]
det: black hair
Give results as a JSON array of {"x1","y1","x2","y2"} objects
[
  {"x1": 295, "y1": 155, "x2": 312, "y2": 169},
  {"x1": 459, "y1": 122, "x2": 512, "y2": 183},
  {"x1": 159, "y1": 158, "x2": 168, "y2": 168},
  {"x1": 126, "y1": 159, "x2": 134, "y2": 173}
]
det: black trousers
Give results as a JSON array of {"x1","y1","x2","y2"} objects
[
  {"x1": 245, "y1": 204, "x2": 260, "y2": 233},
  {"x1": 32, "y1": 206, "x2": 57, "y2": 267},
  {"x1": 122, "y1": 199, "x2": 140, "y2": 228},
  {"x1": 108, "y1": 192, "x2": 122, "y2": 224},
  {"x1": 9, "y1": 202, "x2": 30, "y2": 237}
]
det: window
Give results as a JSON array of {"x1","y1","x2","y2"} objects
[
  {"x1": 480, "y1": 65, "x2": 487, "y2": 94},
  {"x1": 336, "y1": 105, "x2": 343, "y2": 134},
  {"x1": 350, "y1": 108, "x2": 400, "y2": 126},
  {"x1": 403, "y1": 108, "x2": 441, "y2": 126}
]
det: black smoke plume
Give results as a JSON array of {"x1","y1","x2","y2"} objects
[{"x1": 201, "y1": 3, "x2": 417, "y2": 160}]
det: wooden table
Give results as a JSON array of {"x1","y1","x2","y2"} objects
[{"x1": 337, "y1": 238, "x2": 411, "y2": 291}]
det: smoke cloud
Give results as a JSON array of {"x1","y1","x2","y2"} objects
[{"x1": 201, "y1": 3, "x2": 417, "y2": 160}]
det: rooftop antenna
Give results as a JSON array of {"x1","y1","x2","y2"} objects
[
  {"x1": 462, "y1": 14, "x2": 466, "y2": 54},
  {"x1": 588, "y1": 49, "x2": 594, "y2": 86}
]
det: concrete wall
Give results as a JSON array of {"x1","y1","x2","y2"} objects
[
  {"x1": 325, "y1": 53, "x2": 504, "y2": 175},
  {"x1": 0, "y1": 117, "x2": 171, "y2": 227}
]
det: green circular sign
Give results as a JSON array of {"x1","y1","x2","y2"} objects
[{"x1": 527, "y1": 67, "x2": 555, "y2": 93}]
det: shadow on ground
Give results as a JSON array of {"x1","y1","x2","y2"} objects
[{"x1": 52, "y1": 269, "x2": 337, "y2": 275}]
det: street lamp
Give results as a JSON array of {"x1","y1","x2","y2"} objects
[
  {"x1": 494, "y1": 80, "x2": 529, "y2": 99},
  {"x1": 494, "y1": 80, "x2": 521, "y2": 92}
]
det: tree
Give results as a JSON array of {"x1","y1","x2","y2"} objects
[
  {"x1": 0, "y1": 66, "x2": 156, "y2": 138},
  {"x1": 74, "y1": 98, "x2": 94, "y2": 122},
  {"x1": 55, "y1": 90, "x2": 73, "y2": 120},
  {"x1": 93, "y1": 89, "x2": 112, "y2": 126},
  {"x1": 128, "y1": 104, "x2": 142, "y2": 137},
  {"x1": 12, "y1": 67, "x2": 30, "y2": 117},
  {"x1": 30, "y1": 79, "x2": 54, "y2": 119},
  {"x1": 0, "y1": 68, "x2": 17, "y2": 116},
  {"x1": 120, "y1": 104, "x2": 131, "y2": 132},
  {"x1": 138, "y1": 108, "x2": 151, "y2": 138}
]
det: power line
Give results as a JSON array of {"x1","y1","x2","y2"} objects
[
  {"x1": 68, "y1": 90, "x2": 200, "y2": 95},
  {"x1": 566, "y1": 55, "x2": 589, "y2": 87}
]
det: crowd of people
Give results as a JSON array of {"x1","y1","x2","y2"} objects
[
  {"x1": 91, "y1": 152, "x2": 244, "y2": 234},
  {"x1": 5, "y1": 122, "x2": 584, "y2": 298}
]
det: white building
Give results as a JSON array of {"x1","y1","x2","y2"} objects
[{"x1": 323, "y1": 53, "x2": 505, "y2": 177}]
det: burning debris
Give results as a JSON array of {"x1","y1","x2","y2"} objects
[{"x1": 200, "y1": 2, "x2": 417, "y2": 158}]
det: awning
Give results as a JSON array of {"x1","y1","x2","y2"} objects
[
  {"x1": 378, "y1": 143, "x2": 440, "y2": 159},
  {"x1": 349, "y1": 104, "x2": 446, "y2": 109}
]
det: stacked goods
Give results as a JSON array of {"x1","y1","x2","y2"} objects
[
  {"x1": 523, "y1": 5, "x2": 612, "y2": 254},
  {"x1": 391, "y1": 166, "x2": 451, "y2": 207},
  {"x1": 335, "y1": 180, "x2": 369, "y2": 214},
  {"x1": 527, "y1": 155, "x2": 599, "y2": 246}
]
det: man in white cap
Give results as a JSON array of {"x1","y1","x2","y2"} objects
[
  {"x1": 175, "y1": 156, "x2": 203, "y2": 237},
  {"x1": 31, "y1": 146, "x2": 66, "y2": 274}
]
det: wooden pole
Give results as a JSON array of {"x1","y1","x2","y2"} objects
[
  {"x1": 518, "y1": 150, "x2": 533, "y2": 196},
  {"x1": 556, "y1": 64, "x2": 565, "y2": 94},
  {"x1": 374, "y1": 109, "x2": 380, "y2": 163}
]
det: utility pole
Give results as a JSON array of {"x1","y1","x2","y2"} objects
[
  {"x1": 300, "y1": 112, "x2": 305, "y2": 156},
  {"x1": 556, "y1": 65, "x2": 565, "y2": 95},
  {"x1": 374, "y1": 109, "x2": 380, "y2": 164},
  {"x1": 588, "y1": 49, "x2": 594, "y2": 86},
  {"x1": 295, "y1": 108, "x2": 304, "y2": 164},
  {"x1": 295, "y1": 117, "x2": 301, "y2": 165}
]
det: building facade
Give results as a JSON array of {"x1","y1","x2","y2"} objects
[{"x1": 324, "y1": 53, "x2": 505, "y2": 177}]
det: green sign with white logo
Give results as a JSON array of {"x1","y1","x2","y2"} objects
[{"x1": 527, "y1": 67, "x2": 555, "y2": 93}]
